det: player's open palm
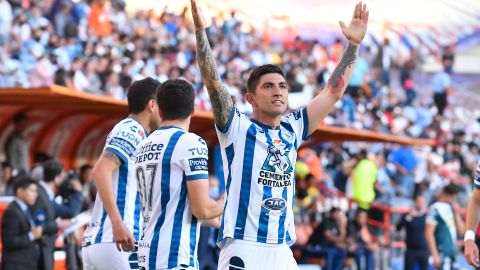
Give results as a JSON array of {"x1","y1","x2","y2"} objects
[
  {"x1": 339, "y1": 2, "x2": 369, "y2": 45},
  {"x1": 113, "y1": 221, "x2": 135, "y2": 252},
  {"x1": 465, "y1": 239, "x2": 480, "y2": 267}
]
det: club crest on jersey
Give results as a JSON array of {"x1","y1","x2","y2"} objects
[{"x1": 262, "y1": 145, "x2": 293, "y2": 174}]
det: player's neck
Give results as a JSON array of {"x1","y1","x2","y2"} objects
[
  {"x1": 159, "y1": 119, "x2": 190, "y2": 132},
  {"x1": 252, "y1": 111, "x2": 281, "y2": 129},
  {"x1": 128, "y1": 113, "x2": 151, "y2": 133}
]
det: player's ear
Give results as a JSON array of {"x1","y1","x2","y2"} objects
[
  {"x1": 148, "y1": 99, "x2": 157, "y2": 113},
  {"x1": 245, "y1": 92, "x2": 256, "y2": 107}
]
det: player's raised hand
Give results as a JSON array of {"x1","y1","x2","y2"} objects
[
  {"x1": 190, "y1": 0, "x2": 206, "y2": 30},
  {"x1": 113, "y1": 221, "x2": 135, "y2": 252},
  {"x1": 465, "y1": 239, "x2": 480, "y2": 267},
  {"x1": 339, "y1": 2, "x2": 369, "y2": 45}
]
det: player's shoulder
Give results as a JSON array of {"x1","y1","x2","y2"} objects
[
  {"x1": 111, "y1": 118, "x2": 147, "y2": 139},
  {"x1": 282, "y1": 108, "x2": 304, "y2": 122},
  {"x1": 179, "y1": 132, "x2": 208, "y2": 146}
]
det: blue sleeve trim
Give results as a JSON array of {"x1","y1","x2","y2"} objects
[
  {"x1": 186, "y1": 174, "x2": 209, "y2": 181},
  {"x1": 105, "y1": 147, "x2": 128, "y2": 164},
  {"x1": 301, "y1": 107, "x2": 310, "y2": 141},
  {"x1": 218, "y1": 106, "x2": 236, "y2": 134}
]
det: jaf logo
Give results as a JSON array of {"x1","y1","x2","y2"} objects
[
  {"x1": 262, "y1": 198, "x2": 286, "y2": 211},
  {"x1": 261, "y1": 145, "x2": 293, "y2": 174}
]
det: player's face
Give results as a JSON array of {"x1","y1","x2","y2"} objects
[{"x1": 248, "y1": 73, "x2": 288, "y2": 117}]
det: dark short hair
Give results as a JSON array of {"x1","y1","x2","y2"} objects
[
  {"x1": 80, "y1": 164, "x2": 92, "y2": 174},
  {"x1": 14, "y1": 177, "x2": 37, "y2": 194},
  {"x1": 127, "y1": 77, "x2": 161, "y2": 114},
  {"x1": 43, "y1": 160, "x2": 63, "y2": 182},
  {"x1": 13, "y1": 112, "x2": 27, "y2": 124},
  {"x1": 156, "y1": 79, "x2": 195, "y2": 120},
  {"x1": 443, "y1": 183, "x2": 460, "y2": 196},
  {"x1": 1, "y1": 161, "x2": 11, "y2": 169},
  {"x1": 33, "y1": 152, "x2": 52, "y2": 163},
  {"x1": 246, "y1": 64, "x2": 285, "y2": 93}
]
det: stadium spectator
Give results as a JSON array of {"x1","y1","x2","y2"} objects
[
  {"x1": 1, "y1": 177, "x2": 42, "y2": 270},
  {"x1": 348, "y1": 209, "x2": 379, "y2": 270},
  {"x1": 88, "y1": 0, "x2": 112, "y2": 37},
  {"x1": 396, "y1": 194, "x2": 429, "y2": 270},
  {"x1": 432, "y1": 58, "x2": 452, "y2": 116},
  {"x1": 7, "y1": 112, "x2": 29, "y2": 173},
  {"x1": 0, "y1": 0, "x2": 13, "y2": 46},
  {"x1": 1, "y1": 161, "x2": 15, "y2": 196},
  {"x1": 389, "y1": 144, "x2": 417, "y2": 199},
  {"x1": 78, "y1": 164, "x2": 95, "y2": 211},
  {"x1": 351, "y1": 149, "x2": 377, "y2": 209},
  {"x1": 306, "y1": 207, "x2": 349, "y2": 270}
]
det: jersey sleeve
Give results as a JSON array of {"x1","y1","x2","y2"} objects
[
  {"x1": 177, "y1": 134, "x2": 209, "y2": 181},
  {"x1": 282, "y1": 107, "x2": 310, "y2": 146},
  {"x1": 104, "y1": 124, "x2": 143, "y2": 163},
  {"x1": 215, "y1": 106, "x2": 249, "y2": 147},
  {"x1": 425, "y1": 205, "x2": 439, "y2": 226}
]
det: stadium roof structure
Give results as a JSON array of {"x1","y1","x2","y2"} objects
[{"x1": 0, "y1": 86, "x2": 433, "y2": 169}]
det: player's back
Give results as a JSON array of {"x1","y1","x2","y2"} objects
[
  {"x1": 135, "y1": 126, "x2": 209, "y2": 269},
  {"x1": 83, "y1": 118, "x2": 147, "y2": 245}
]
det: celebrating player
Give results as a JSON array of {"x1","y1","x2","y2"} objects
[
  {"x1": 82, "y1": 78, "x2": 162, "y2": 270},
  {"x1": 135, "y1": 79, "x2": 224, "y2": 270},
  {"x1": 191, "y1": 0, "x2": 369, "y2": 269}
]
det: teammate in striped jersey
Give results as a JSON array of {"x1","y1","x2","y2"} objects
[
  {"x1": 191, "y1": 0, "x2": 369, "y2": 269},
  {"x1": 82, "y1": 78, "x2": 162, "y2": 270},
  {"x1": 135, "y1": 79, "x2": 224, "y2": 270}
]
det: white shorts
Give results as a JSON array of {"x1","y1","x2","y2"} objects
[
  {"x1": 82, "y1": 242, "x2": 138, "y2": 270},
  {"x1": 218, "y1": 239, "x2": 299, "y2": 270}
]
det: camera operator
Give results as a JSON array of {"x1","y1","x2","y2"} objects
[{"x1": 34, "y1": 159, "x2": 82, "y2": 270}]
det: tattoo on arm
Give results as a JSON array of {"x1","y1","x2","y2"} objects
[
  {"x1": 327, "y1": 43, "x2": 358, "y2": 94},
  {"x1": 102, "y1": 151, "x2": 122, "y2": 166},
  {"x1": 195, "y1": 30, "x2": 233, "y2": 130}
]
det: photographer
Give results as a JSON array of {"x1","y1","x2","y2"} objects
[{"x1": 34, "y1": 159, "x2": 82, "y2": 270}]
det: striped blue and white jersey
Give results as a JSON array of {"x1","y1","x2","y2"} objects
[
  {"x1": 135, "y1": 126, "x2": 209, "y2": 270},
  {"x1": 83, "y1": 118, "x2": 147, "y2": 246},
  {"x1": 216, "y1": 106, "x2": 309, "y2": 247}
]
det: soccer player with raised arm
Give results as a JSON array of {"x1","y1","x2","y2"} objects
[
  {"x1": 464, "y1": 165, "x2": 480, "y2": 267},
  {"x1": 191, "y1": 1, "x2": 369, "y2": 269},
  {"x1": 135, "y1": 79, "x2": 224, "y2": 270},
  {"x1": 82, "y1": 78, "x2": 162, "y2": 270}
]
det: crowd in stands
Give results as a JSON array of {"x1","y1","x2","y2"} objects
[{"x1": 0, "y1": 0, "x2": 479, "y2": 269}]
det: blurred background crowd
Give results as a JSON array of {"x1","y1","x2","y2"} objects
[{"x1": 1, "y1": 0, "x2": 480, "y2": 269}]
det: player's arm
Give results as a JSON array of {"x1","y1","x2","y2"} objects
[
  {"x1": 91, "y1": 151, "x2": 135, "y2": 251},
  {"x1": 306, "y1": 2, "x2": 368, "y2": 135},
  {"x1": 425, "y1": 222, "x2": 441, "y2": 268},
  {"x1": 465, "y1": 188, "x2": 480, "y2": 266},
  {"x1": 191, "y1": 0, "x2": 233, "y2": 131},
  {"x1": 187, "y1": 180, "x2": 224, "y2": 220}
]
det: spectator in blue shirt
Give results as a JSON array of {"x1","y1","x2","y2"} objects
[
  {"x1": 390, "y1": 144, "x2": 417, "y2": 198},
  {"x1": 432, "y1": 59, "x2": 452, "y2": 116}
]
